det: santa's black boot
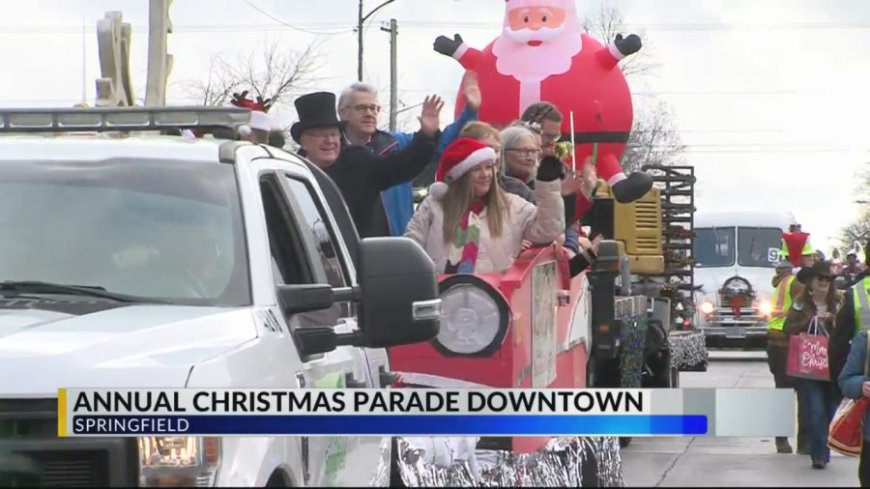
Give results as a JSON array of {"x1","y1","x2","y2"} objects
[{"x1": 610, "y1": 172, "x2": 654, "y2": 203}]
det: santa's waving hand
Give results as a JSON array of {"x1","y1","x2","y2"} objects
[{"x1": 433, "y1": 0, "x2": 653, "y2": 205}]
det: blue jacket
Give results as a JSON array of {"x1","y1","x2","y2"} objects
[
  {"x1": 837, "y1": 329, "x2": 870, "y2": 440},
  {"x1": 380, "y1": 106, "x2": 477, "y2": 236}
]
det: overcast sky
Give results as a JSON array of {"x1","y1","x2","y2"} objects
[{"x1": 3, "y1": 0, "x2": 868, "y2": 253}]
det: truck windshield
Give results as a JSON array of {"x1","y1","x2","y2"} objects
[
  {"x1": 0, "y1": 159, "x2": 250, "y2": 306},
  {"x1": 738, "y1": 227, "x2": 783, "y2": 268},
  {"x1": 693, "y1": 227, "x2": 736, "y2": 268}
]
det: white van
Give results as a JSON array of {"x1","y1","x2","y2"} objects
[{"x1": 692, "y1": 210, "x2": 797, "y2": 348}]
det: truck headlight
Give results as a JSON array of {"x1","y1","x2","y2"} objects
[
  {"x1": 138, "y1": 436, "x2": 220, "y2": 487},
  {"x1": 699, "y1": 301, "x2": 714, "y2": 315},
  {"x1": 433, "y1": 275, "x2": 510, "y2": 356},
  {"x1": 759, "y1": 298, "x2": 773, "y2": 317}
]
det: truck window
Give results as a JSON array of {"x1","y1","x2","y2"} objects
[
  {"x1": 280, "y1": 176, "x2": 348, "y2": 288},
  {"x1": 738, "y1": 227, "x2": 782, "y2": 268},
  {"x1": 693, "y1": 227, "x2": 735, "y2": 268},
  {"x1": 0, "y1": 159, "x2": 250, "y2": 306},
  {"x1": 260, "y1": 175, "x2": 313, "y2": 286},
  {"x1": 260, "y1": 173, "x2": 345, "y2": 328}
]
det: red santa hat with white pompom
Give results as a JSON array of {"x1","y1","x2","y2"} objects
[
  {"x1": 428, "y1": 137, "x2": 498, "y2": 200},
  {"x1": 231, "y1": 91, "x2": 275, "y2": 137}
]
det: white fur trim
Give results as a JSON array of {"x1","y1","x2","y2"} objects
[
  {"x1": 453, "y1": 42, "x2": 469, "y2": 61},
  {"x1": 606, "y1": 173, "x2": 626, "y2": 186},
  {"x1": 609, "y1": 42, "x2": 626, "y2": 61},
  {"x1": 250, "y1": 111, "x2": 272, "y2": 131},
  {"x1": 429, "y1": 182, "x2": 449, "y2": 200},
  {"x1": 445, "y1": 147, "x2": 497, "y2": 182}
]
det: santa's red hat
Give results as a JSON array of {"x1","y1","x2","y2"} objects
[{"x1": 429, "y1": 137, "x2": 497, "y2": 200}]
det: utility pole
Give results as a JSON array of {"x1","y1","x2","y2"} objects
[
  {"x1": 381, "y1": 18, "x2": 398, "y2": 131},
  {"x1": 145, "y1": 0, "x2": 173, "y2": 107},
  {"x1": 356, "y1": 0, "x2": 395, "y2": 82}
]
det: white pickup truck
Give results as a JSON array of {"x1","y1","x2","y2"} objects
[{"x1": 0, "y1": 107, "x2": 442, "y2": 487}]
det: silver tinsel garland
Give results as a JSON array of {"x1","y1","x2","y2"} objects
[
  {"x1": 382, "y1": 436, "x2": 623, "y2": 487},
  {"x1": 667, "y1": 330, "x2": 708, "y2": 370}
]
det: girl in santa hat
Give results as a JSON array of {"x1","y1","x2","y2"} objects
[{"x1": 405, "y1": 137, "x2": 565, "y2": 274}]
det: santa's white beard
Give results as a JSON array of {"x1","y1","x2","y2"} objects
[{"x1": 492, "y1": 22, "x2": 583, "y2": 82}]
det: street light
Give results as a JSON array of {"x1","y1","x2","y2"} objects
[{"x1": 356, "y1": 0, "x2": 396, "y2": 82}]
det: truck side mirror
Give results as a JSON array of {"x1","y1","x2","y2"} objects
[
  {"x1": 357, "y1": 237, "x2": 441, "y2": 347},
  {"x1": 280, "y1": 237, "x2": 442, "y2": 356}
]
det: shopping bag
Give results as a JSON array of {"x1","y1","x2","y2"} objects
[
  {"x1": 828, "y1": 333, "x2": 870, "y2": 457},
  {"x1": 786, "y1": 316, "x2": 830, "y2": 381},
  {"x1": 828, "y1": 397, "x2": 870, "y2": 456}
]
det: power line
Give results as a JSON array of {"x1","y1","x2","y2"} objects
[
  {"x1": 4, "y1": 20, "x2": 870, "y2": 35},
  {"x1": 242, "y1": 0, "x2": 352, "y2": 36}
]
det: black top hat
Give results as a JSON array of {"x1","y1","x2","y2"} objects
[
  {"x1": 796, "y1": 260, "x2": 833, "y2": 285},
  {"x1": 290, "y1": 92, "x2": 341, "y2": 143}
]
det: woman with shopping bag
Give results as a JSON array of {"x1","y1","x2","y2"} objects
[
  {"x1": 785, "y1": 260, "x2": 845, "y2": 469},
  {"x1": 838, "y1": 330, "x2": 870, "y2": 486}
]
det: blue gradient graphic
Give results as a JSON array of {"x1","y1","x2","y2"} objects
[{"x1": 70, "y1": 414, "x2": 707, "y2": 436}]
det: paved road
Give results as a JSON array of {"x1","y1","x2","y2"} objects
[{"x1": 620, "y1": 350, "x2": 860, "y2": 487}]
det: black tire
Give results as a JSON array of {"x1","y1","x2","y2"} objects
[
  {"x1": 580, "y1": 440, "x2": 602, "y2": 487},
  {"x1": 389, "y1": 437, "x2": 405, "y2": 488}
]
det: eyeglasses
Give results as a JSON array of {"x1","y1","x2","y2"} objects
[
  {"x1": 507, "y1": 148, "x2": 541, "y2": 157},
  {"x1": 352, "y1": 104, "x2": 381, "y2": 114},
  {"x1": 304, "y1": 131, "x2": 340, "y2": 141}
]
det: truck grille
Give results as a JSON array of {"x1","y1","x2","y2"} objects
[
  {"x1": 708, "y1": 307, "x2": 765, "y2": 326},
  {"x1": 0, "y1": 398, "x2": 138, "y2": 487}
]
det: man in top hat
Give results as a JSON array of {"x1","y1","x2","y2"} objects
[{"x1": 291, "y1": 91, "x2": 442, "y2": 239}]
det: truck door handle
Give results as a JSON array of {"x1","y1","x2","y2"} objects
[
  {"x1": 296, "y1": 372, "x2": 306, "y2": 388},
  {"x1": 345, "y1": 372, "x2": 367, "y2": 388},
  {"x1": 378, "y1": 366, "x2": 400, "y2": 387}
]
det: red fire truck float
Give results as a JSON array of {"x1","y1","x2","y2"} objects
[{"x1": 388, "y1": 166, "x2": 707, "y2": 487}]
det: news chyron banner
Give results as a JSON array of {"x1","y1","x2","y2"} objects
[{"x1": 57, "y1": 388, "x2": 794, "y2": 438}]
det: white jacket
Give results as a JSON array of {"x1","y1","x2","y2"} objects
[{"x1": 404, "y1": 179, "x2": 565, "y2": 274}]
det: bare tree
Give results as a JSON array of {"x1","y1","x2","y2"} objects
[
  {"x1": 182, "y1": 39, "x2": 323, "y2": 109},
  {"x1": 622, "y1": 97, "x2": 687, "y2": 172},
  {"x1": 838, "y1": 164, "x2": 870, "y2": 248},
  {"x1": 581, "y1": 2, "x2": 660, "y2": 80},
  {"x1": 582, "y1": 2, "x2": 684, "y2": 172}
]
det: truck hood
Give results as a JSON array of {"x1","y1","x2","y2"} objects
[
  {"x1": 0, "y1": 304, "x2": 258, "y2": 396},
  {"x1": 694, "y1": 267, "x2": 776, "y2": 302}
]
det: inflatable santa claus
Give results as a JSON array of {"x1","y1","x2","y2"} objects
[{"x1": 433, "y1": 0, "x2": 652, "y2": 204}]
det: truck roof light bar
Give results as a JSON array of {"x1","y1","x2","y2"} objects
[{"x1": 0, "y1": 106, "x2": 252, "y2": 134}]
